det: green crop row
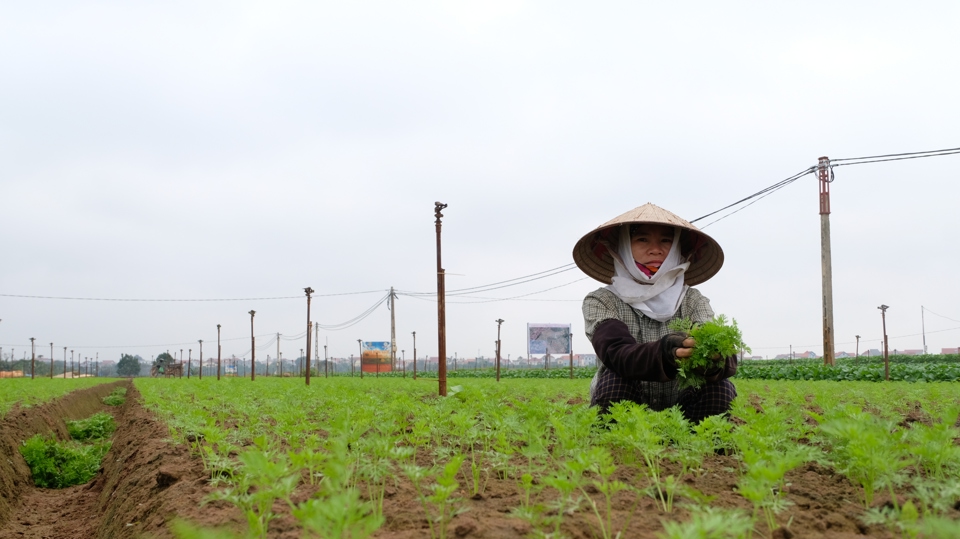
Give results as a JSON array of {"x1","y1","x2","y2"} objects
[
  {"x1": 737, "y1": 361, "x2": 960, "y2": 382},
  {"x1": 0, "y1": 378, "x2": 115, "y2": 419},
  {"x1": 135, "y1": 377, "x2": 960, "y2": 539}
]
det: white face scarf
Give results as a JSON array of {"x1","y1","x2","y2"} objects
[{"x1": 606, "y1": 225, "x2": 689, "y2": 322}]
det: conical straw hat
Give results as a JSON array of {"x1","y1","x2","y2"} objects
[{"x1": 572, "y1": 203, "x2": 724, "y2": 286}]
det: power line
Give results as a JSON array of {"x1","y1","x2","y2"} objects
[
  {"x1": 398, "y1": 277, "x2": 589, "y2": 304},
  {"x1": 0, "y1": 290, "x2": 383, "y2": 302},
  {"x1": 922, "y1": 307, "x2": 960, "y2": 325},
  {"x1": 689, "y1": 167, "x2": 816, "y2": 225},
  {"x1": 831, "y1": 146, "x2": 960, "y2": 165},
  {"x1": 396, "y1": 264, "x2": 577, "y2": 297},
  {"x1": 315, "y1": 293, "x2": 391, "y2": 331},
  {"x1": 690, "y1": 145, "x2": 960, "y2": 227}
]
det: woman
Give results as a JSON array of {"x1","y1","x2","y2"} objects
[{"x1": 572, "y1": 203, "x2": 737, "y2": 423}]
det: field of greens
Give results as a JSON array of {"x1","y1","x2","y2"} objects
[
  {"x1": 134, "y1": 377, "x2": 960, "y2": 539},
  {"x1": 738, "y1": 354, "x2": 960, "y2": 383},
  {"x1": 0, "y1": 378, "x2": 114, "y2": 418}
]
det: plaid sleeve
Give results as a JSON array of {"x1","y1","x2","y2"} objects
[
  {"x1": 682, "y1": 287, "x2": 715, "y2": 325},
  {"x1": 583, "y1": 288, "x2": 624, "y2": 342}
]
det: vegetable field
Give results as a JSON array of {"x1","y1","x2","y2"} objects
[
  {"x1": 0, "y1": 377, "x2": 113, "y2": 419},
  {"x1": 129, "y1": 377, "x2": 960, "y2": 539}
]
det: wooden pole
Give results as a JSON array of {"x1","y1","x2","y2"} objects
[{"x1": 818, "y1": 157, "x2": 836, "y2": 366}]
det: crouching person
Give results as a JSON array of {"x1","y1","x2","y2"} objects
[{"x1": 572, "y1": 203, "x2": 737, "y2": 423}]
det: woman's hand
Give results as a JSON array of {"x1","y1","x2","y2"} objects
[{"x1": 674, "y1": 337, "x2": 697, "y2": 358}]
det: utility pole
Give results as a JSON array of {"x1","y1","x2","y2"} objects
[
  {"x1": 855, "y1": 335, "x2": 861, "y2": 358},
  {"x1": 389, "y1": 286, "x2": 397, "y2": 372},
  {"x1": 188, "y1": 349, "x2": 192, "y2": 378},
  {"x1": 314, "y1": 322, "x2": 319, "y2": 380},
  {"x1": 435, "y1": 201, "x2": 448, "y2": 396},
  {"x1": 276, "y1": 333, "x2": 281, "y2": 377},
  {"x1": 495, "y1": 319, "x2": 504, "y2": 382},
  {"x1": 818, "y1": 156, "x2": 836, "y2": 366},
  {"x1": 879, "y1": 305, "x2": 890, "y2": 380},
  {"x1": 198, "y1": 340, "x2": 203, "y2": 380},
  {"x1": 217, "y1": 324, "x2": 222, "y2": 381},
  {"x1": 357, "y1": 339, "x2": 363, "y2": 379},
  {"x1": 62, "y1": 347, "x2": 67, "y2": 379},
  {"x1": 402, "y1": 349, "x2": 405, "y2": 377},
  {"x1": 249, "y1": 310, "x2": 256, "y2": 381},
  {"x1": 49, "y1": 343, "x2": 54, "y2": 378},
  {"x1": 323, "y1": 343, "x2": 328, "y2": 378},
  {"x1": 569, "y1": 332, "x2": 574, "y2": 379},
  {"x1": 412, "y1": 331, "x2": 417, "y2": 380},
  {"x1": 305, "y1": 287, "x2": 313, "y2": 385},
  {"x1": 70, "y1": 349, "x2": 74, "y2": 377},
  {"x1": 921, "y1": 306, "x2": 927, "y2": 355},
  {"x1": 30, "y1": 338, "x2": 35, "y2": 379}
]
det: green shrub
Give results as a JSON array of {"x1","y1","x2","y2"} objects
[
  {"x1": 19, "y1": 435, "x2": 110, "y2": 488},
  {"x1": 67, "y1": 412, "x2": 116, "y2": 441},
  {"x1": 103, "y1": 387, "x2": 127, "y2": 406}
]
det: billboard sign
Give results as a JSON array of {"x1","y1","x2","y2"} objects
[
  {"x1": 361, "y1": 341, "x2": 393, "y2": 373},
  {"x1": 527, "y1": 323, "x2": 572, "y2": 356}
]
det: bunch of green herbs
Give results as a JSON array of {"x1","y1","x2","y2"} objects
[{"x1": 669, "y1": 315, "x2": 749, "y2": 389}]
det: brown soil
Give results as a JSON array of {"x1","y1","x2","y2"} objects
[
  {"x1": 0, "y1": 381, "x2": 246, "y2": 539},
  {"x1": 2, "y1": 385, "x2": 956, "y2": 539}
]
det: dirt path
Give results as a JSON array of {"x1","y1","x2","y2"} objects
[{"x1": 0, "y1": 381, "x2": 244, "y2": 539}]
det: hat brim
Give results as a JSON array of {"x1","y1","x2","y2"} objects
[{"x1": 572, "y1": 203, "x2": 724, "y2": 286}]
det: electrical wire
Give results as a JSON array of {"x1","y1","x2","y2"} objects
[
  {"x1": 689, "y1": 167, "x2": 816, "y2": 225},
  {"x1": 397, "y1": 277, "x2": 589, "y2": 304},
  {"x1": 690, "y1": 146, "x2": 960, "y2": 228},
  {"x1": 831, "y1": 147, "x2": 960, "y2": 166},
  {"x1": 922, "y1": 307, "x2": 960, "y2": 325},
  {"x1": 0, "y1": 290, "x2": 384, "y2": 302},
  {"x1": 396, "y1": 264, "x2": 577, "y2": 297},
  {"x1": 315, "y1": 293, "x2": 391, "y2": 331}
]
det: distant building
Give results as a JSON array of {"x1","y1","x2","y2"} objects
[
  {"x1": 941, "y1": 347, "x2": 959, "y2": 355},
  {"x1": 900, "y1": 349, "x2": 924, "y2": 356}
]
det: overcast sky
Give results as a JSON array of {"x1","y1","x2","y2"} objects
[{"x1": 2, "y1": 1, "x2": 959, "y2": 367}]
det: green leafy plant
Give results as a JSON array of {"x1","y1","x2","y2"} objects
[
  {"x1": 102, "y1": 387, "x2": 127, "y2": 406},
  {"x1": 657, "y1": 506, "x2": 753, "y2": 539},
  {"x1": 669, "y1": 315, "x2": 749, "y2": 389},
  {"x1": 19, "y1": 434, "x2": 110, "y2": 488},
  {"x1": 67, "y1": 412, "x2": 116, "y2": 441}
]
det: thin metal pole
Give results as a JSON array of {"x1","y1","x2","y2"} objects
[
  {"x1": 217, "y1": 324, "x2": 222, "y2": 381},
  {"x1": 495, "y1": 319, "x2": 503, "y2": 382},
  {"x1": 818, "y1": 156, "x2": 836, "y2": 366},
  {"x1": 569, "y1": 332, "x2": 574, "y2": 379},
  {"x1": 30, "y1": 338, "x2": 35, "y2": 379},
  {"x1": 390, "y1": 286, "x2": 397, "y2": 372},
  {"x1": 879, "y1": 305, "x2": 890, "y2": 380},
  {"x1": 435, "y1": 202, "x2": 448, "y2": 396},
  {"x1": 324, "y1": 344, "x2": 328, "y2": 378},
  {"x1": 276, "y1": 333, "x2": 281, "y2": 377},
  {"x1": 412, "y1": 331, "x2": 417, "y2": 380},
  {"x1": 50, "y1": 343, "x2": 54, "y2": 378},
  {"x1": 921, "y1": 306, "x2": 927, "y2": 355},
  {"x1": 305, "y1": 287, "x2": 313, "y2": 385},
  {"x1": 63, "y1": 347, "x2": 67, "y2": 378},
  {"x1": 198, "y1": 340, "x2": 203, "y2": 380},
  {"x1": 357, "y1": 339, "x2": 363, "y2": 379},
  {"x1": 249, "y1": 310, "x2": 256, "y2": 381},
  {"x1": 188, "y1": 349, "x2": 192, "y2": 378}
]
